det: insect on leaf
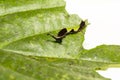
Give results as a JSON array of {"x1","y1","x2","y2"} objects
[{"x1": 57, "y1": 28, "x2": 67, "y2": 37}]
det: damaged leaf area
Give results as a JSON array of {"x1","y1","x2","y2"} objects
[{"x1": 0, "y1": 0, "x2": 83, "y2": 59}]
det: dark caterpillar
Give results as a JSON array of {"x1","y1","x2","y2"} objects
[
  {"x1": 47, "y1": 20, "x2": 87, "y2": 43},
  {"x1": 47, "y1": 28, "x2": 67, "y2": 43}
]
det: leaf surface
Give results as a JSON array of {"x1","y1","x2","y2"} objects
[
  {"x1": 0, "y1": 49, "x2": 109, "y2": 80},
  {"x1": 80, "y1": 45, "x2": 120, "y2": 63},
  {"x1": 0, "y1": 0, "x2": 120, "y2": 80}
]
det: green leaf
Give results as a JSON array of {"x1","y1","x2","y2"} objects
[
  {"x1": 0, "y1": 0, "x2": 65, "y2": 16},
  {"x1": 0, "y1": 0, "x2": 83, "y2": 58},
  {"x1": 0, "y1": 0, "x2": 120, "y2": 80},
  {"x1": 0, "y1": 49, "x2": 109, "y2": 80},
  {"x1": 80, "y1": 45, "x2": 120, "y2": 63}
]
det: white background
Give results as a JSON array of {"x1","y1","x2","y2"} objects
[{"x1": 65, "y1": 0, "x2": 120, "y2": 80}]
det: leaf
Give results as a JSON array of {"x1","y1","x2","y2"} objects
[
  {"x1": 0, "y1": 49, "x2": 109, "y2": 80},
  {"x1": 0, "y1": 0, "x2": 65, "y2": 16},
  {"x1": 0, "y1": 0, "x2": 119, "y2": 80},
  {"x1": 80, "y1": 45, "x2": 120, "y2": 63},
  {"x1": 0, "y1": 0, "x2": 83, "y2": 58}
]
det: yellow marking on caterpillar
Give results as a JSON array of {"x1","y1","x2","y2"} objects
[
  {"x1": 66, "y1": 19, "x2": 90, "y2": 31},
  {"x1": 67, "y1": 26, "x2": 78, "y2": 31}
]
